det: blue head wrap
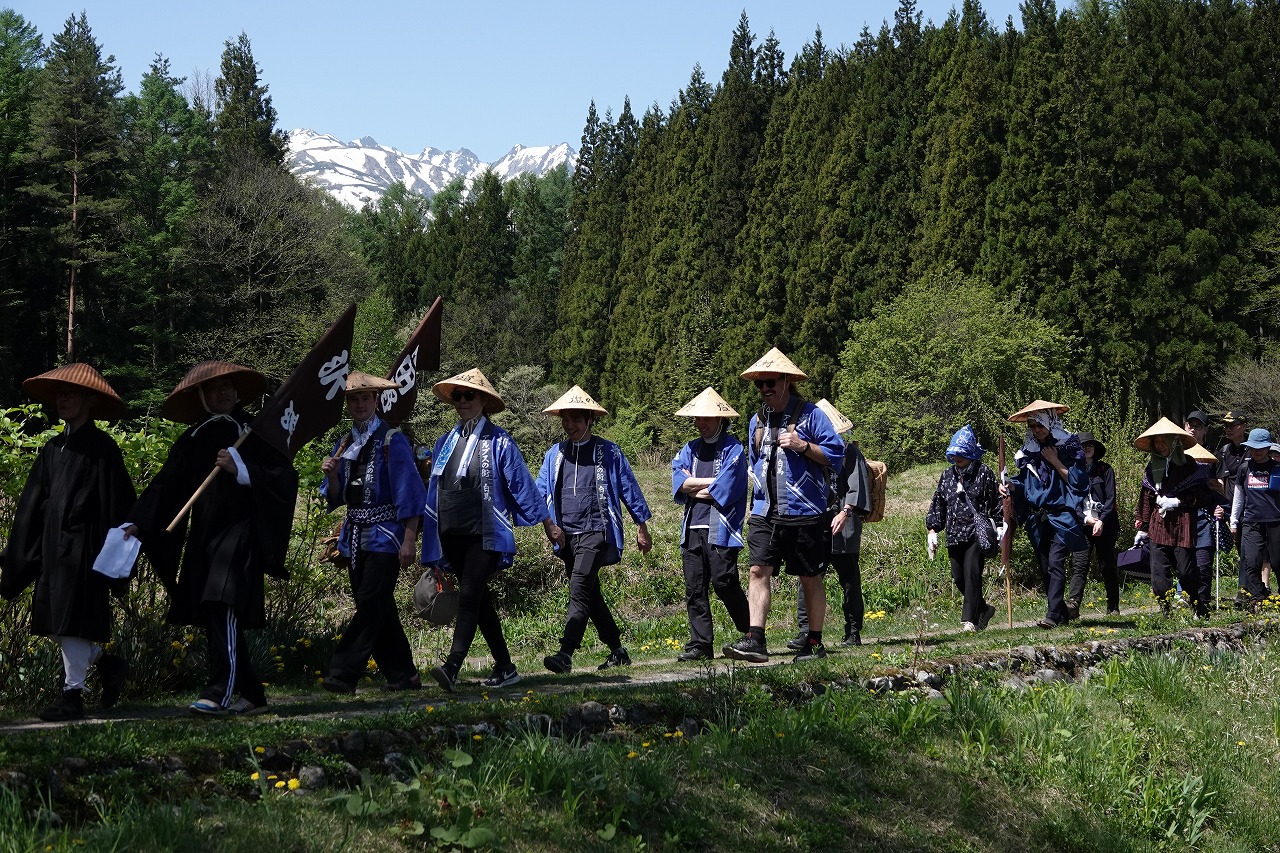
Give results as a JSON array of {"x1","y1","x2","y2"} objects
[{"x1": 945, "y1": 425, "x2": 985, "y2": 464}]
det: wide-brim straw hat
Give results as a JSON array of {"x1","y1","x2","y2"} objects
[
  {"x1": 543, "y1": 385, "x2": 607, "y2": 416},
  {"x1": 815, "y1": 398, "x2": 853, "y2": 434},
  {"x1": 22, "y1": 363, "x2": 127, "y2": 421},
  {"x1": 1008, "y1": 399, "x2": 1070, "y2": 423},
  {"x1": 1134, "y1": 417, "x2": 1194, "y2": 453},
  {"x1": 431, "y1": 368, "x2": 505, "y2": 414},
  {"x1": 344, "y1": 370, "x2": 399, "y2": 395},
  {"x1": 1185, "y1": 442, "x2": 1217, "y2": 464},
  {"x1": 740, "y1": 347, "x2": 808, "y2": 382},
  {"x1": 162, "y1": 361, "x2": 266, "y2": 423},
  {"x1": 675, "y1": 387, "x2": 738, "y2": 419}
]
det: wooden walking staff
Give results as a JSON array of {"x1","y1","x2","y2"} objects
[
  {"x1": 165, "y1": 431, "x2": 251, "y2": 531},
  {"x1": 999, "y1": 434, "x2": 1016, "y2": 628}
]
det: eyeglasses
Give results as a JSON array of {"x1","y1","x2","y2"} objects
[
  {"x1": 450, "y1": 389, "x2": 478, "y2": 402},
  {"x1": 753, "y1": 377, "x2": 781, "y2": 389}
]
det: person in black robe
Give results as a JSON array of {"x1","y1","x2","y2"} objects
[
  {"x1": 124, "y1": 361, "x2": 298, "y2": 717},
  {"x1": 1, "y1": 364, "x2": 136, "y2": 722}
]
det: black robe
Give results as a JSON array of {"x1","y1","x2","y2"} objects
[
  {"x1": 128, "y1": 408, "x2": 298, "y2": 630},
  {"x1": 1, "y1": 421, "x2": 136, "y2": 642}
]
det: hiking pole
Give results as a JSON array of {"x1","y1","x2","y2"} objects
[
  {"x1": 1214, "y1": 519, "x2": 1220, "y2": 612},
  {"x1": 999, "y1": 435, "x2": 1014, "y2": 628}
]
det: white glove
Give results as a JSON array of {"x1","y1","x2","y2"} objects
[
  {"x1": 995, "y1": 521, "x2": 1008, "y2": 544},
  {"x1": 927, "y1": 531, "x2": 938, "y2": 561},
  {"x1": 1155, "y1": 495, "x2": 1181, "y2": 515},
  {"x1": 1133, "y1": 530, "x2": 1149, "y2": 546}
]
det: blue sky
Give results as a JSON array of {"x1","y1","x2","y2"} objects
[{"x1": 14, "y1": 1, "x2": 1023, "y2": 163}]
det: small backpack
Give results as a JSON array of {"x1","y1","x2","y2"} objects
[
  {"x1": 863, "y1": 458, "x2": 888, "y2": 523},
  {"x1": 413, "y1": 566, "x2": 459, "y2": 626}
]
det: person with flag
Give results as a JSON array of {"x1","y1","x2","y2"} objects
[
  {"x1": 125, "y1": 362, "x2": 298, "y2": 716},
  {"x1": 1, "y1": 364, "x2": 136, "y2": 722},
  {"x1": 420, "y1": 369, "x2": 549, "y2": 692},
  {"x1": 320, "y1": 371, "x2": 427, "y2": 694}
]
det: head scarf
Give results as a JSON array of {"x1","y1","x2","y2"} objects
[
  {"x1": 1021, "y1": 410, "x2": 1072, "y2": 454},
  {"x1": 945, "y1": 425, "x2": 985, "y2": 464},
  {"x1": 1147, "y1": 436, "x2": 1186, "y2": 488}
]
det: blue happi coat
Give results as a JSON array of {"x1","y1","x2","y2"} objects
[
  {"x1": 1010, "y1": 434, "x2": 1089, "y2": 552},
  {"x1": 420, "y1": 418, "x2": 545, "y2": 568},
  {"x1": 321, "y1": 418, "x2": 426, "y2": 556},
  {"x1": 671, "y1": 432, "x2": 747, "y2": 548},
  {"x1": 747, "y1": 398, "x2": 844, "y2": 519},
  {"x1": 536, "y1": 437, "x2": 652, "y2": 567}
]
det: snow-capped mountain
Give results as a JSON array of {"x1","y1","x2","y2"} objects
[{"x1": 287, "y1": 129, "x2": 576, "y2": 209}]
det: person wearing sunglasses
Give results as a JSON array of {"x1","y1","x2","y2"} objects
[
  {"x1": 724, "y1": 348, "x2": 843, "y2": 664},
  {"x1": 537, "y1": 386, "x2": 652, "y2": 674},
  {"x1": 320, "y1": 371, "x2": 427, "y2": 695},
  {"x1": 419, "y1": 369, "x2": 549, "y2": 692}
]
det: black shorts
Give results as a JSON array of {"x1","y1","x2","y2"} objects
[{"x1": 747, "y1": 516, "x2": 828, "y2": 577}]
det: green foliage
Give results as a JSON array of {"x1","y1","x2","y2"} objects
[{"x1": 213, "y1": 32, "x2": 287, "y2": 165}]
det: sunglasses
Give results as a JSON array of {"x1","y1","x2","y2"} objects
[
  {"x1": 753, "y1": 377, "x2": 781, "y2": 389},
  {"x1": 450, "y1": 389, "x2": 478, "y2": 402}
]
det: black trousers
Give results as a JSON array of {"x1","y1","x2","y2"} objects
[
  {"x1": 1238, "y1": 522, "x2": 1279, "y2": 603},
  {"x1": 199, "y1": 602, "x2": 265, "y2": 707},
  {"x1": 1195, "y1": 546, "x2": 1215, "y2": 609},
  {"x1": 329, "y1": 550, "x2": 417, "y2": 685},
  {"x1": 681, "y1": 528, "x2": 749, "y2": 652},
  {"x1": 440, "y1": 534, "x2": 510, "y2": 671},
  {"x1": 795, "y1": 552, "x2": 864, "y2": 635},
  {"x1": 947, "y1": 540, "x2": 988, "y2": 624},
  {"x1": 1089, "y1": 532, "x2": 1120, "y2": 612},
  {"x1": 1150, "y1": 543, "x2": 1205, "y2": 614},
  {"x1": 558, "y1": 531, "x2": 621, "y2": 655}
]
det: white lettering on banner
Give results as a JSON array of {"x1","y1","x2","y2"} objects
[
  {"x1": 380, "y1": 387, "x2": 399, "y2": 411},
  {"x1": 280, "y1": 401, "x2": 300, "y2": 447},
  {"x1": 394, "y1": 345, "x2": 419, "y2": 392},
  {"x1": 319, "y1": 350, "x2": 350, "y2": 400}
]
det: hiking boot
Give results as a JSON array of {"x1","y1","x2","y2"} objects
[
  {"x1": 382, "y1": 674, "x2": 423, "y2": 692},
  {"x1": 722, "y1": 635, "x2": 769, "y2": 663},
  {"x1": 543, "y1": 651, "x2": 573, "y2": 674},
  {"x1": 792, "y1": 641, "x2": 828, "y2": 663},
  {"x1": 482, "y1": 664, "x2": 521, "y2": 688},
  {"x1": 97, "y1": 654, "x2": 128, "y2": 709},
  {"x1": 227, "y1": 696, "x2": 268, "y2": 716},
  {"x1": 1065, "y1": 599, "x2": 1081, "y2": 621},
  {"x1": 677, "y1": 646, "x2": 713, "y2": 662},
  {"x1": 785, "y1": 632, "x2": 808, "y2": 651},
  {"x1": 321, "y1": 675, "x2": 356, "y2": 694},
  {"x1": 839, "y1": 630, "x2": 862, "y2": 647},
  {"x1": 976, "y1": 603, "x2": 996, "y2": 632},
  {"x1": 1036, "y1": 618, "x2": 1060, "y2": 630},
  {"x1": 39, "y1": 689, "x2": 84, "y2": 723},
  {"x1": 598, "y1": 647, "x2": 631, "y2": 670},
  {"x1": 430, "y1": 664, "x2": 458, "y2": 693}
]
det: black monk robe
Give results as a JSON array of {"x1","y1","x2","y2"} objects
[
  {"x1": 1, "y1": 422, "x2": 136, "y2": 641},
  {"x1": 128, "y1": 408, "x2": 298, "y2": 630}
]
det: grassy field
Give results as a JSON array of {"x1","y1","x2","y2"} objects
[{"x1": 2, "y1": 458, "x2": 1278, "y2": 851}]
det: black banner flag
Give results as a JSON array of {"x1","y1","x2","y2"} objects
[{"x1": 379, "y1": 296, "x2": 443, "y2": 425}]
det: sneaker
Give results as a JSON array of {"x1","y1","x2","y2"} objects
[
  {"x1": 976, "y1": 603, "x2": 996, "y2": 631},
  {"x1": 543, "y1": 651, "x2": 573, "y2": 674},
  {"x1": 39, "y1": 689, "x2": 85, "y2": 723},
  {"x1": 481, "y1": 665, "x2": 521, "y2": 688},
  {"x1": 382, "y1": 674, "x2": 423, "y2": 692},
  {"x1": 321, "y1": 675, "x2": 356, "y2": 695},
  {"x1": 430, "y1": 664, "x2": 457, "y2": 693},
  {"x1": 785, "y1": 632, "x2": 808, "y2": 651},
  {"x1": 722, "y1": 635, "x2": 769, "y2": 663},
  {"x1": 1036, "y1": 618, "x2": 1060, "y2": 630},
  {"x1": 598, "y1": 647, "x2": 631, "y2": 670},
  {"x1": 189, "y1": 698, "x2": 227, "y2": 717},
  {"x1": 97, "y1": 654, "x2": 128, "y2": 709},
  {"x1": 840, "y1": 631, "x2": 862, "y2": 647},
  {"x1": 961, "y1": 621, "x2": 977, "y2": 632},
  {"x1": 792, "y1": 641, "x2": 828, "y2": 663},
  {"x1": 677, "y1": 647, "x2": 713, "y2": 662},
  {"x1": 227, "y1": 696, "x2": 268, "y2": 716}
]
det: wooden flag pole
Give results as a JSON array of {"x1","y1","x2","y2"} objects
[{"x1": 166, "y1": 430, "x2": 251, "y2": 532}]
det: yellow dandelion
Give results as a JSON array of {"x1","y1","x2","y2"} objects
[
  {"x1": 288, "y1": 778, "x2": 300, "y2": 790},
  {"x1": 626, "y1": 751, "x2": 638, "y2": 759},
  {"x1": 250, "y1": 772, "x2": 260, "y2": 781},
  {"x1": 426, "y1": 706, "x2": 434, "y2": 713},
  {"x1": 674, "y1": 731, "x2": 683, "y2": 738},
  {"x1": 642, "y1": 741, "x2": 650, "y2": 747},
  {"x1": 255, "y1": 746, "x2": 265, "y2": 754},
  {"x1": 664, "y1": 732, "x2": 673, "y2": 738},
  {"x1": 472, "y1": 734, "x2": 483, "y2": 741},
  {"x1": 274, "y1": 780, "x2": 285, "y2": 789},
  {"x1": 775, "y1": 732, "x2": 784, "y2": 738}
]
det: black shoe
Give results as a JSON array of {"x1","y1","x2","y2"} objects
[
  {"x1": 785, "y1": 632, "x2": 808, "y2": 651},
  {"x1": 39, "y1": 689, "x2": 84, "y2": 723},
  {"x1": 1036, "y1": 618, "x2": 1060, "y2": 630},
  {"x1": 976, "y1": 603, "x2": 996, "y2": 631},
  {"x1": 543, "y1": 651, "x2": 572, "y2": 674},
  {"x1": 97, "y1": 653, "x2": 128, "y2": 708},
  {"x1": 792, "y1": 641, "x2": 828, "y2": 663},
  {"x1": 481, "y1": 664, "x2": 521, "y2": 688},
  {"x1": 1065, "y1": 599, "x2": 1080, "y2": 621},
  {"x1": 430, "y1": 664, "x2": 457, "y2": 693},
  {"x1": 382, "y1": 674, "x2": 422, "y2": 692},
  {"x1": 840, "y1": 631, "x2": 862, "y2": 647},
  {"x1": 723, "y1": 635, "x2": 769, "y2": 663},
  {"x1": 677, "y1": 647, "x2": 713, "y2": 662},
  {"x1": 598, "y1": 647, "x2": 631, "y2": 670},
  {"x1": 321, "y1": 675, "x2": 356, "y2": 694}
]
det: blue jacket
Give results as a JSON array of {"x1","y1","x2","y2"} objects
[
  {"x1": 420, "y1": 418, "x2": 545, "y2": 568},
  {"x1": 746, "y1": 398, "x2": 843, "y2": 519},
  {"x1": 671, "y1": 432, "x2": 747, "y2": 548},
  {"x1": 322, "y1": 419, "x2": 426, "y2": 556},
  {"x1": 537, "y1": 436, "x2": 652, "y2": 567},
  {"x1": 1010, "y1": 436, "x2": 1089, "y2": 551}
]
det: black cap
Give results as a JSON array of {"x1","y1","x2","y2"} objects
[
  {"x1": 1185, "y1": 410, "x2": 1208, "y2": 426},
  {"x1": 1077, "y1": 431, "x2": 1106, "y2": 459},
  {"x1": 1222, "y1": 410, "x2": 1249, "y2": 425}
]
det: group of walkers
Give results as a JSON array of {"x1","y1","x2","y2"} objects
[{"x1": 4, "y1": 346, "x2": 1277, "y2": 719}]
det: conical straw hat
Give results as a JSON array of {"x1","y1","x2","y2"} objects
[
  {"x1": 815, "y1": 399, "x2": 853, "y2": 434},
  {"x1": 1133, "y1": 417, "x2": 1194, "y2": 453},
  {"x1": 162, "y1": 361, "x2": 266, "y2": 423},
  {"x1": 1185, "y1": 442, "x2": 1217, "y2": 463},
  {"x1": 431, "y1": 368, "x2": 505, "y2": 414},
  {"x1": 1008, "y1": 399, "x2": 1070, "y2": 423},
  {"x1": 674, "y1": 387, "x2": 738, "y2": 418},
  {"x1": 344, "y1": 370, "x2": 398, "y2": 394},
  {"x1": 543, "y1": 385, "x2": 608, "y2": 416},
  {"x1": 23, "y1": 363, "x2": 127, "y2": 421},
  {"x1": 740, "y1": 347, "x2": 808, "y2": 381}
]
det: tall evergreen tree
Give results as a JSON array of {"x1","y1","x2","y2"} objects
[
  {"x1": 355, "y1": 181, "x2": 432, "y2": 315},
  {"x1": 213, "y1": 32, "x2": 287, "y2": 166}
]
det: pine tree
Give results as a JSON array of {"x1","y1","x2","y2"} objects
[
  {"x1": 356, "y1": 181, "x2": 432, "y2": 315},
  {"x1": 213, "y1": 32, "x2": 287, "y2": 166}
]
